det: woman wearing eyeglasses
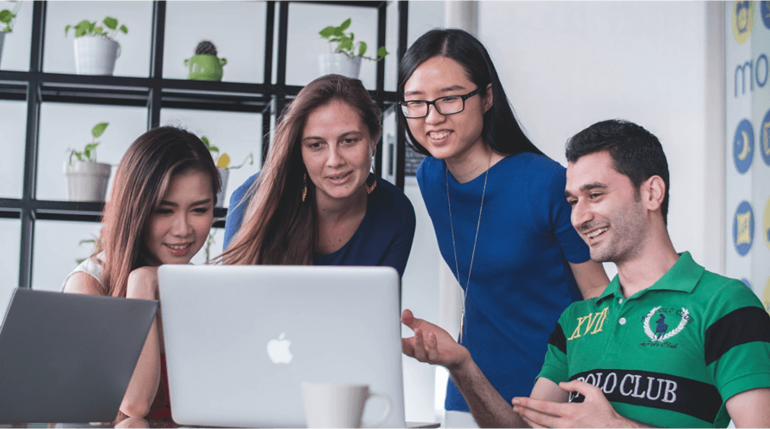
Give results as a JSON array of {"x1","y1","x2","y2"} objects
[{"x1": 397, "y1": 29, "x2": 609, "y2": 424}]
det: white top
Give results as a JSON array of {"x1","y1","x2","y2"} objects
[{"x1": 61, "y1": 254, "x2": 104, "y2": 292}]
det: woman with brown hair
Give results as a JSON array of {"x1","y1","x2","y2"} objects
[
  {"x1": 62, "y1": 126, "x2": 220, "y2": 418},
  {"x1": 222, "y1": 74, "x2": 415, "y2": 276}
]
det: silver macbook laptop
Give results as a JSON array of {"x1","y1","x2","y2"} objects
[
  {"x1": 158, "y1": 265, "x2": 406, "y2": 428},
  {"x1": 0, "y1": 288, "x2": 158, "y2": 424}
]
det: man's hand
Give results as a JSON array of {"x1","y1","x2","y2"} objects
[
  {"x1": 512, "y1": 380, "x2": 645, "y2": 428},
  {"x1": 400, "y1": 309, "x2": 471, "y2": 371}
]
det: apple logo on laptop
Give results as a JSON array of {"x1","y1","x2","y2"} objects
[{"x1": 267, "y1": 333, "x2": 293, "y2": 364}]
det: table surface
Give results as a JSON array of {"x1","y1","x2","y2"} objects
[{"x1": 1, "y1": 415, "x2": 441, "y2": 428}]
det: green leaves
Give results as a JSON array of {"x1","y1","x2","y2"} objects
[
  {"x1": 201, "y1": 136, "x2": 220, "y2": 154},
  {"x1": 319, "y1": 26, "x2": 336, "y2": 39},
  {"x1": 376, "y1": 46, "x2": 389, "y2": 61},
  {"x1": 0, "y1": 9, "x2": 13, "y2": 24},
  {"x1": 200, "y1": 135, "x2": 253, "y2": 171},
  {"x1": 69, "y1": 122, "x2": 109, "y2": 165},
  {"x1": 91, "y1": 122, "x2": 108, "y2": 138},
  {"x1": 318, "y1": 18, "x2": 388, "y2": 62},
  {"x1": 103, "y1": 16, "x2": 117, "y2": 30},
  {"x1": 0, "y1": 2, "x2": 20, "y2": 33},
  {"x1": 83, "y1": 142, "x2": 99, "y2": 160},
  {"x1": 65, "y1": 16, "x2": 128, "y2": 40}
]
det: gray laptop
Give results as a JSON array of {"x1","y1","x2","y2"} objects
[
  {"x1": 0, "y1": 288, "x2": 158, "y2": 424},
  {"x1": 158, "y1": 265, "x2": 406, "y2": 428}
]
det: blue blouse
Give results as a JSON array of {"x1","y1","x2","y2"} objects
[
  {"x1": 417, "y1": 153, "x2": 591, "y2": 411},
  {"x1": 223, "y1": 173, "x2": 416, "y2": 277}
]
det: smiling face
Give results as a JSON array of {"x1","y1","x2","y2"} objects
[
  {"x1": 565, "y1": 151, "x2": 648, "y2": 264},
  {"x1": 403, "y1": 56, "x2": 492, "y2": 163},
  {"x1": 144, "y1": 169, "x2": 214, "y2": 265},
  {"x1": 301, "y1": 100, "x2": 375, "y2": 206}
]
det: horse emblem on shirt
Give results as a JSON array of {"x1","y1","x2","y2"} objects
[{"x1": 643, "y1": 306, "x2": 689, "y2": 342}]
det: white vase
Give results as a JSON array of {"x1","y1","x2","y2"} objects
[
  {"x1": 216, "y1": 168, "x2": 229, "y2": 208},
  {"x1": 74, "y1": 37, "x2": 121, "y2": 76},
  {"x1": 318, "y1": 53, "x2": 362, "y2": 79},
  {"x1": 0, "y1": 32, "x2": 5, "y2": 69},
  {"x1": 64, "y1": 161, "x2": 112, "y2": 202}
]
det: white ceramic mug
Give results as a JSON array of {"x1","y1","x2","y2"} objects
[{"x1": 301, "y1": 382, "x2": 391, "y2": 428}]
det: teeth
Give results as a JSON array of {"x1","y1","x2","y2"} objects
[
  {"x1": 167, "y1": 244, "x2": 190, "y2": 250},
  {"x1": 586, "y1": 227, "x2": 609, "y2": 239},
  {"x1": 330, "y1": 173, "x2": 349, "y2": 180},
  {"x1": 429, "y1": 131, "x2": 450, "y2": 139}
]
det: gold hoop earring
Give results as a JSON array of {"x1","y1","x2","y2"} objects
[{"x1": 302, "y1": 173, "x2": 308, "y2": 202}]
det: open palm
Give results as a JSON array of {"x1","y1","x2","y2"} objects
[{"x1": 401, "y1": 309, "x2": 471, "y2": 371}]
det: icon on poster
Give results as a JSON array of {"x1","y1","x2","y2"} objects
[
  {"x1": 763, "y1": 108, "x2": 770, "y2": 166},
  {"x1": 764, "y1": 197, "x2": 770, "y2": 250},
  {"x1": 733, "y1": 201, "x2": 755, "y2": 256},
  {"x1": 734, "y1": 1, "x2": 755, "y2": 44},
  {"x1": 764, "y1": 278, "x2": 770, "y2": 316},
  {"x1": 734, "y1": 119, "x2": 754, "y2": 174},
  {"x1": 762, "y1": 1, "x2": 770, "y2": 29}
]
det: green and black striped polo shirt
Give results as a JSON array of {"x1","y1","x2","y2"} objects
[{"x1": 538, "y1": 252, "x2": 770, "y2": 428}]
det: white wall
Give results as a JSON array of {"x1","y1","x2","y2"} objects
[{"x1": 478, "y1": 1, "x2": 725, "y2": 274}]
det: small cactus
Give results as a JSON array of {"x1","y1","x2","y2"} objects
[{"x1": 195, "y1": 40, "x2": 218, "y2": 56}]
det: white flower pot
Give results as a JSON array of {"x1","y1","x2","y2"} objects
[
  {"x1": 216, "y1": 168, "x2": 229, "y2": 208},
  {"x1": 64, "y1": 161, "x2": 112, "y2": 202},
  {"x1": 74, "y1": 37, "x2": 121, "y2": 76},
  {"x1": 0, "y1": 32, "x2": 5, "y2": 69},
  {"x1": 318, "y1": 53, "x2": 361, "y2": 79}
]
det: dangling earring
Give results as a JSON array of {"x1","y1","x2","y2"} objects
[
  {"x1": 302, "y1": 173, "x2": 308, "y2": 202},
  {"x1": 364, "y1": 175, "x2": 377, "y2": 195}
]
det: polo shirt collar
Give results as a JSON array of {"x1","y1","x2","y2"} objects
[{"x1": 595, "y1": 251, "x2": 704, "y2": 305}]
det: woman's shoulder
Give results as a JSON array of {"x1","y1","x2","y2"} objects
[
  {"x1": 499, "y1": 152, "x2": 565, "y2": 176},
  {"x1": 415, "y1": 156, "x2": 444, "y2": 183},
  {"x1": 370, "y1": 175, "x2": 415, "y2": 211},
  {"x1": 61, "y1": 254, "x2": 106, "y2": 294},
  {"x1": 368, "y1": 175, "x2": 416, "y2": 227},
  {"x1": 232, "y1": 172, "x2": 260, "y2": 200}
]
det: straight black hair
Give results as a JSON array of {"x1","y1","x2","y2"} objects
[
  {"x1": 565, "y1": 119, "x2": 670, "y2": 225},
  {"x1": 397, "y1": 28, "x2": 543, "y2": 157}
]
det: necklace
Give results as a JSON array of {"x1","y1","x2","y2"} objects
[{"x1": 446, "y1": 162, "x2": 489, "y2": 345}]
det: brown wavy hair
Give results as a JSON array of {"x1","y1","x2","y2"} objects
[
  {"x1": 219, "y1": 74, "x2": 381, "y2": 265},
  {"x1": 95, "y1": 126, "x2": 220, "y2": 297}
]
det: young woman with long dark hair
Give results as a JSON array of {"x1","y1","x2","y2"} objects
[
  {"x1": 397, "y1": 29, "x2": 609, "y2": 421},
  {"x1": 62, "y1": 127, "x2": 220, "y2": 418},
  {"x1": 221, "y1": 74, "x2": 415, "y2": 275}
]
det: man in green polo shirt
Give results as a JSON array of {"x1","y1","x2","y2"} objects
[{"x1": 401, "y1": 119, "x2": 770, "y2": 427}]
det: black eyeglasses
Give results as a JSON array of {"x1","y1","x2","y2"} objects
[{"x1": 399, "y1": 88, "x2": 482, "y2": 119}]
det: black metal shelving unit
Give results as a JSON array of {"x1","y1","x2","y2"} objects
[{"x1": 0, "y1": 0, "x2": 410, "y2": 289}]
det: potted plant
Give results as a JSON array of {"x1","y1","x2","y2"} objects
[
  {"x1": 64, "y1": 122, "x2": 112, "y2": 202},
  {"x1": 75, "y1": 233, "x2": 101, "y2": 264},
  {"x1": 65, "y1": 17, "x2": 128, "y2": 76},
  {"x1": 184, "y1": 41, "x2": 227, "y2": 81},
  {"x1": 318, "y1": 18, "x2": 388, "y2": 79},
  {"x1": 0, "y1": 1, "x2": 22, "y2": 68},
  {"x1": 201, "y1": 136, "x2": 254, "y2": 208}
]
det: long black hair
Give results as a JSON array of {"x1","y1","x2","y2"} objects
[{"x1": 398, "y1": 28, "x2": 543, "y2": 157}]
